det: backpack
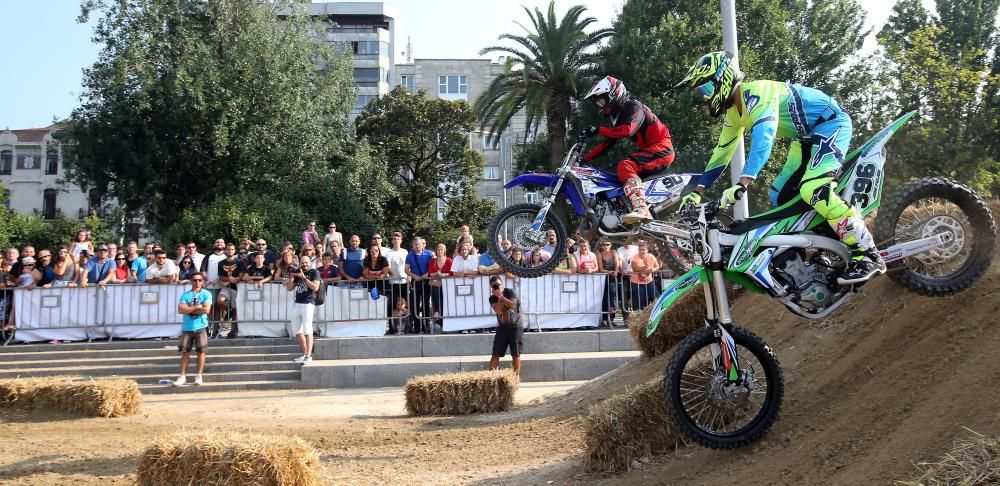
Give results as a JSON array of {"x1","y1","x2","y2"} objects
[{"x1": 313, "y1": 278, "x2": 328, "y2": 306}]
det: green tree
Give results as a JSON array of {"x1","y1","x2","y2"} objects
[
  {"x1": 355, "y1": 87, "x2": 483, "y2": 237},
  {"x1": 473, "y1": 2, "x2": 612, "y2": 169},
  {"x1": 427, "y1": 195, "x2": 499, "y2": 251},
  {"x1": 59, "y1": 0, "x2": 355, "y2": 232}
]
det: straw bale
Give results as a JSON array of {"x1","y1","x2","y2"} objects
[
  {"x1": 628, "y1": 285, "x2": 741, "y2": 358},
  {"x1": 136, "y1": 430, "x2": 323, "y2": 486},
  {"x1": 896, "y1": 434, "x2": 1000, "y2": 486},
  {"x1": 405, "y1": 369, "x2": 519, "y2": 416},
  {"x1": 581, "y1": 376, "x2": 686, "y2": 472},
  {"x1": 0, "y1": 377, "x2": 141, "y2": 418}
]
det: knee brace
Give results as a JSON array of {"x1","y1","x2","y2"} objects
[{"x1": 799, "y1": 176, "x2": 852, "y2": 222}]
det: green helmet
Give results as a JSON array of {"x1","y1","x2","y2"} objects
[{"x1": 674, "y1": 51, "x2": 744, "y2": 117}]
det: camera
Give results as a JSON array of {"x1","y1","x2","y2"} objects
[
  {"x1": 491, "y1": 283, "x2": 501, "y2": 291},
  {"x1": 288, "y1": 265, "x2": 300, "y2": 275}
]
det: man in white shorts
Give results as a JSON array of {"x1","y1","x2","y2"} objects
[{"x1": 284, "y1": 255, "x2": 320, "y2": 363}]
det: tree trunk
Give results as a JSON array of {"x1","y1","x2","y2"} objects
[{"x1": 546, "y1": 93, "x2": 571, "y2": 223}]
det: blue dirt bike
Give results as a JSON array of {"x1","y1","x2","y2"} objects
[{"x1": 487, "y1": 130, "x2": 706, "y2": 277}]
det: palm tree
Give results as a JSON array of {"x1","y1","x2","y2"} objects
[{"x1": 474, "y1": 2, "x2": 612, "y2": 169}]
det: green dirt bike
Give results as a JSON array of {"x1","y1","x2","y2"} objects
[{"x1": 646, "y1": 111, "x2": 997, "y2": 449}]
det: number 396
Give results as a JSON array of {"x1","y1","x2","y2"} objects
[{"x1": 850, "y1": 163, "x2": 877, "y2": 208}]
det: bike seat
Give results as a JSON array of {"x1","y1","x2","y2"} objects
[
  {"x1": 641, "y1": 165, "x2": 676, "y2": 180},
  {"x1": 726, "y1": 198, "x2": 812, "y2": 234}
]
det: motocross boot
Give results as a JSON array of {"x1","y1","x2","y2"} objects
[
  {"x1": 622, "y1": 177, "x2": 653, "y2": 225},
  {"x1": 833, "y1": 210, "x2": 886, "y2": 285}
]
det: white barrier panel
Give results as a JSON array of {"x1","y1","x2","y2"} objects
[
  {"x1": 519, "y1": 274, "x2": 605, "y2": 329},
  {"x1": 235, "y1": 283, "x2": 291, "y2": 337},
  {"x1": 102, "y1": 284, "x2": 185, "y2": 339},
  {"x1": 316, "y1": 284, "x2": 386, "y2": 337},
  {"x1": 14, "y1": 287, "x2": 99, "y2": 342},
  {"x1": 441, "y1": 276, "x2": 506, "y2": 332}
]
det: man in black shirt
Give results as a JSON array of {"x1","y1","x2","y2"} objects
[
  {"x1": 241, "y1": 252, "x2": 272, "y2": 287},
  {"x1": 217, "y1": 243, "x2": 242, "y2": 338},
  {"x1": 488, "y1": 275, "x2": 522, "y2": 376},
  {"x1": 285, "y1": 255, "x2": 320, "y2": 363}
]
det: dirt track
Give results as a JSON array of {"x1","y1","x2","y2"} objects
[{"x1": 1, "y1": 239, "x2": 998, "y2": 485}]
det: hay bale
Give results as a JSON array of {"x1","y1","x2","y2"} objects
[
  {"x1": 628, "y1": 285, "x2": 741, "y2": 358},
  {"x1": 581, "y1": 376, "x2": 686, "y2": 472},
  {"x1": 896, "y1": 434, "x2": 1000, "y2": 485},
  {"x1": 136, "y1": 430, "x2": 323, "y2": 486},
  {"x1": 404, "y1": 369, "x2": 519, "y2": 416},
  {"x1": 0, "y1": 377, "x2": 141, "y2": 418}
]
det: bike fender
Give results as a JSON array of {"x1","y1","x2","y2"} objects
[
  {"x1": 646, "y1": 266, "x2": 708, "y2": 337},
  {"x1": 505, "y1": 173, "x2": 588, "y2": 216}
]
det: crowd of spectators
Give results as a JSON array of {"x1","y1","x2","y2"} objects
[{"x1": 0, "y1": 222, "x2": 677, "y2": 338}]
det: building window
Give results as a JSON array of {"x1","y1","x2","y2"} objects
[
  {"x1": 436, "y1": 199, "x2": 447, "y2": 221},
  {"x1": 353, "y1": 68, "x2": 382, "y2": 88},
  {"x1": 481, "y1": 134, "x2": 499, "y2": 150},
  {"x1": 483, "y1": 166, "x2": 500, "y2": 180},
  {"x1": 355, "y1": 95, "x2": 377, "y2": 110},
  {"x1": 0, "y1": 151, "x2": 11, "y2": 175},
  {"x1": 88, "y1": 189, "x2": 101, "y2": 215},
  {"x1": 525, "y1": 192, "x2": 538, "y2": 204},
  {"x1": 438, "y1": 75, "x2": 467, "y2": 94},
  {"x1": 42, "y1": 189, "x2": 57, "y2": 220},
  {"x1": 46, "y1": 150, "x2": 58, "y2": 175},
  {"x1": 400, "y1": 75, "x2": 415, "y2": 92}
]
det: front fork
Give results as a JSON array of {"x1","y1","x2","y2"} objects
[{"x1": 700, "y1": 225, "x2": 742, "y2": 383}]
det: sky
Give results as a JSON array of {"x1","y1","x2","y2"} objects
[{"x1": 0, "y1": 0, "x2": 901, "y2": 130}]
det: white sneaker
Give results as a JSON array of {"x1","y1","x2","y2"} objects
[
  {"x1": 193, "y1": 375, "x2": 204, "y2": 386},
  {"x1": 172, "y1": 375, "x2": 187, "y2": 387},
  {"x1": 293, "y1": 355, "x2": 308, "y2": 363},
  {"x1": 303, "y1": 355, "x2": 313, "y2": 363}
]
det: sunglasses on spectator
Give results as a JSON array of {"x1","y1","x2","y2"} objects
[
  {"x1": 191, "y1": 278, "x2": 204, "y2": 282},
  {"x1": 116, "y1": 257, "x2": 126, "y2": 261},
  {"x1": 181, "y1": 261, "x2": 192, "y2": 265},
  {"x1": 329, "y1": 226, "x2": 336, "y2": 229},
  {"x1": 238, "y1": 251, "x2": 247, "y2": 256},
  {"x1": 186, "y1": 245, "x2": 196, "y2": 249}
]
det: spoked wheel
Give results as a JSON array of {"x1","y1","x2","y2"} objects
[
  {"x1": 664, "y1": 325, "x2": 784, "y2": 449},
  {"x1": 875, "y1": 178, "x2": 996, "y2": 296},
  {"x1": 487, "y1": 203, "x2": 568, "y2": 278}
]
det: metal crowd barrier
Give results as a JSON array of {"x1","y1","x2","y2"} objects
[{"x1": 3, "y1": 272, "x2": 675, "y2": 344}]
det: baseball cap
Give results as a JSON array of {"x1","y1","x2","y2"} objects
[
  {"x1": 98, "y1": 244, "x2": 109, "y2": 251},
  {"x1": 22, "y1": 256, "x2": 36, "y2": 265}
]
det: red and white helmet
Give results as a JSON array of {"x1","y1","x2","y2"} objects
[{"x1": 583, "y1": 76, "x2": 629, "y2": 119}]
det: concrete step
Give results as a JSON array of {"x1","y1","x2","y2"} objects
[
  {"x1": 301, "y1": 350, "x2": 641, "y2": 388},
  {"x1": 314, "y1": 329, "x2": 635, "y2": 360},
  {"x1": 2, "y1": 352, "x2": 301, "y2": 369},
  {"x1": 0, "y1": 345, "x2": 302, "y2": 362},
  {"x1": 0, "y1": 337, "x2": 296, "y2": 353},
  {"x1": 140, "y1": 379, "x2": 303, "y2": 395},
  {"x1": 0, "y1": 360, "x2": 303, "y2": 379},
  {"x1": 126, "y1": 370, "x2": 303, "y2": 385}
]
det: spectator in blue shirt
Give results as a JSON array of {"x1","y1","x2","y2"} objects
[
  {"x1": 404, "y1": 237, "x2": 434, "y2": 334},
  {"x1": 174, "y1": 272, "x2": 212, "y2": 387},
  {"x1": 130, "y1": 247, "x2": 149, "y2": 283},
  {"x1": 80, "y1": 246, "x2": 115, "y2": 287},
  {"x1": 340, "y1": 234, "x2": 367, "y2": 283}
]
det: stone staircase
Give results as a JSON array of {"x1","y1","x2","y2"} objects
[{"x1": 0, "y1": 329, "x2": 640, "y2": 394}]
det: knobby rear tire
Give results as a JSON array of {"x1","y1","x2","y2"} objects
[{"x1": 874, "y1": 177, "x2": 996, "y2": 296}]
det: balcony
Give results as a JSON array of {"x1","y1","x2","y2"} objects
[{"x1": 79, "y1": 206, "x2": 110, "y2": 220}]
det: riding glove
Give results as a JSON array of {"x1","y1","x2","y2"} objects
[
  {"x1": 679, "y1": 191, "x2": 702, "y2": 209},
  {"x1": 721, "y1": 184, "x2": 747, "y2": 207},
  {"x1": 582, "y1": 126, "x2": 599, "y2": 138}
]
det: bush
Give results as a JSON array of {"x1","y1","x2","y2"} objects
[{"x1": 0, "y1": 211, "x2": 114, "y2": 251}]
